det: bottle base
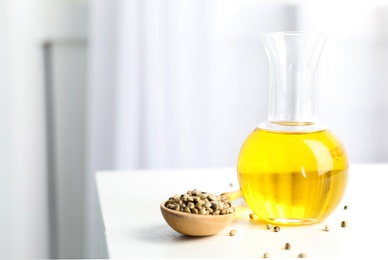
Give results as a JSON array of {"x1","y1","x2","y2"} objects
[{"x1": 265, "y1": 218, "x2": 319, "y2": 226}]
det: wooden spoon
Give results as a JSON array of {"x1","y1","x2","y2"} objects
[{"x1": 160, "y1": 190, "x2": 242, "y2": 236}]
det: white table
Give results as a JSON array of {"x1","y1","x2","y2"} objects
[{"x1": 96, "y1": 164, "x2": 388, "y2": 259}]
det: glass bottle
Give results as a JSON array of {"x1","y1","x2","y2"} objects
[{"x1": 237, "y1": 32, "x2": 348, "y2": 225}]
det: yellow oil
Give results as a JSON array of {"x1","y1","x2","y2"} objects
[{"x1": 237, "y1": 128, "x2": 348, "y2": 225}]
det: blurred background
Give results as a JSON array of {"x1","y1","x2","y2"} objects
[{"x1": 1, "y1": 0, "x2": 387, "y2": 258}]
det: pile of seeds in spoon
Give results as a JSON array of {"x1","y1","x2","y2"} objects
[{"x1": 165, "y1": 189, "x2": 234, "y2": 215}]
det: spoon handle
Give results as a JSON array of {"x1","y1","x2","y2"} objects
[{"x1": 220, "y1": 190, "x2": 242, "y2": 201}]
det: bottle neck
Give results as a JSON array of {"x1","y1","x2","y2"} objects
[
  {"x1": 268, "y1": 60, "x2": 318, "y2": 124},
  {"x1": 261, "y1": 32, "x2": 327, "y2": 129}
]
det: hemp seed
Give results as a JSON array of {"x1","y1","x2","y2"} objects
[
  {"x1": 165, "y1": 189, "x2": 234, "y2": 215},
  {"x1": 298, "y1": 252, "x2": 307, "y2": 258},
  {"x1": 285, "y1": 243, "x2": 291, "y2": 250},
  {"x1": 324, "y1": 225, "x2": 330, "y2": 231},
  {"x1": 341, "y1": 220, "x2": 347, "y2": 228},
  {"x1": 229, "y1": 229, "x2": 237, "y2": 236},
  {"x1": 263, "y1": 252, "x2": 270, "y2": 258},
  {"x1": 266, "y1": 224, "x2": 272, "y2": 230},
  {"x1": 273, "y1": 226, "x2": 280, "y2": 232},
  {"x1": 249, "y1": 213, "x2": 255, "y2": 219}
]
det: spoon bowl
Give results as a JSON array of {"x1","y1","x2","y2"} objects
[{"x1": 160, "y1": 201, "x2": 236, "y2": 236}]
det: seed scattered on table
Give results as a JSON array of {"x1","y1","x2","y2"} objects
[
  {"x1": 266, "y1": 224, "x2": 272, "y2": 230},
  {"x1": 263, "y1": 252, "x2": 270, "y2": 258},
  {"x1": 229, "y1": 229, "x2": 237, "y2": 236},
  {"x1": 273, "y1": 226, "x2": 280, "y2": 232},
  {"x1": 298, "y1": 252, "x2": 307, "y2": 258},
  {"x1": 344, "y1": 205, "x2": 348, "y2": 210},
  {"x1": 341, "y1": 220, "x2": 347, "y2": 228},
  {"x1": 285, "y1": 243, "x2": 291, "y2": 250},
  {"x1": 164, "y1": 189, "x2": 234, "y2": 215},
  {"x1": 324, "y1": 225, "x2": 330, "y2": 231},
  {"x1": 249, "y1": 213, "x2": 255, "y2": 219}
]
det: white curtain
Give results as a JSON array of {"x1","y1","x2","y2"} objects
[
  {"x1": 90, "y1": 0, "x2": 388, "y2": 172},
  {"x1": 90, "y1": 0, "x2": 301, "y2": 172}
]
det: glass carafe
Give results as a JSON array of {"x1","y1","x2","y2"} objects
[{"x1": 237, "y1": 32, "x2": 349, "y2": 225}]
